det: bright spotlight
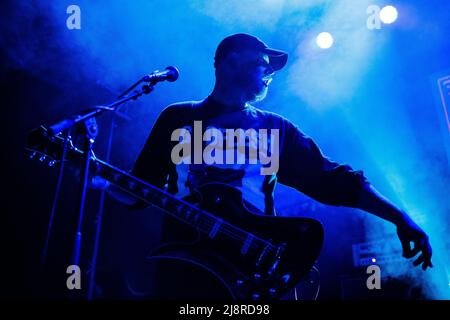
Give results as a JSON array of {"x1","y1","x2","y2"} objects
[
  {"x1": 380, "y1": 5, "x2": 398, "y2": 24},
  {"x1": 316, "y1": 32, "x2": 333, "y2": 49}
]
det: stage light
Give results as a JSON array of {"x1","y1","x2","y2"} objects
[
  {"x1": 380, "y1": 5, "x2": 398, "y2": 24},
  {"x1": 316, "y1": 32, "x2": 334, "y2": 49},
  {"x1": 371, "y1": 258, "x2": 377, "y2": 263}
]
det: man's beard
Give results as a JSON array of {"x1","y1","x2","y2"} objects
[
  {"x1": 234, "y1": 73, "x2": 269, "y2": 103},
  {"x1": 250, "y1": 83, "x2": 269, "y2": 103}
]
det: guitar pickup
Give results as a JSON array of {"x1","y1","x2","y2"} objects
[{"x1": 267, "y1": 245, "x2": 285, "y2": 275}]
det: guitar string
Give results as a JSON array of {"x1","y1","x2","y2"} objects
[
  {"x1": 40, "y1": 135, "x2": 278, "y2": 255},
  {"x1": 150, "y1": 193, "x2": 277, "y2": 254},
  {"x1": 182, "y1": 207, "x2": 275, "y2": 252},
  {"x1": 148, "y1": 194, "x2": 277, "y2": 252},
  {"x1": 103, "y1": 171, "x2": 278, "y2": 254}
]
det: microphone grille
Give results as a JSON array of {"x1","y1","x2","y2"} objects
[{"x1": 165, "y1": 66, "x2": 179, "y2": 82}]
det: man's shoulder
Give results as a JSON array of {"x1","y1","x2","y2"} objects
[
  {"x1": 247, "y1": 104, "x2": 296, "y2": 128},
  {"x1": 162, "y1": 100, "x2": 205, "y2": 115}
]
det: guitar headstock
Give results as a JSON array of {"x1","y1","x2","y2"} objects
[{"x1": 25, "y1": 126, "x2": 83, "y2": 167}]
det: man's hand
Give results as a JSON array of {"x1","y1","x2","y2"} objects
[
  {"x1": 396, "y1": 219, "x2": 433, "y2": 270},
  {"x1": 91, "y1": 175, "x2": 138, "y2": 206},
  {"x1": 89, "y1": 175, "x2": 110, "y2": 190},
  {"x1": 357, "y1": 184, "x2": 433, "y2": 271}
]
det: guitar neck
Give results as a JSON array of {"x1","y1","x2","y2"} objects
[
  {"x1": 93, "y1": 157, "x2": 273, "y2": 250},
  {"x1": 25, "y1": 125, "x2": 276, "y2": 255}
]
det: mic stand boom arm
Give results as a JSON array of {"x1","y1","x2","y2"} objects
[{"x1": 48, "y1": 83, "x2": 153, "y2": 136}]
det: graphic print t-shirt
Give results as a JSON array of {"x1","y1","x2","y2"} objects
[{"x1": 132, "y1": 96, "x2": 369, "y2": 217}]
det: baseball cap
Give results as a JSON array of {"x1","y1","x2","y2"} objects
[{"x1": 214, "y1": 33, "x2": 288, "y2": 71}]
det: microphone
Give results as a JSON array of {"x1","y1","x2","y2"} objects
[{"x1": 142, "y1": 66, "x2": 179, "y2": 84}]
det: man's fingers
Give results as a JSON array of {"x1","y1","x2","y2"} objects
[
  {"x1": 424, "y1": 238, "x2": 432, "y2": 257},
  {"x1": 397, "y1": 226, "x2": 433, "y2": 271},
  {"x1": 406, "y1": 237, "x2": 424, "y2": 258},
  {"x1": 422, "y1": 240, "x2": 433, "y2": 270},
  {"x1": 422, "y1": 259, "x2": 433, "y2": 270},
  {"x1": 413, "y1": 254, "x2": 425, "y2": 267},
  {"x1": 413, "y1": 241, "x2": 433, "y2": 270},
  {"x1": 398, "y1": 228, "x2": 422, "y2": 258},
  {"x1": 403, "y1": 241, "x2": 421, "y2": 258},
  {"x1": 399, "y1": 235, "x2": 413, "y2": 257}
]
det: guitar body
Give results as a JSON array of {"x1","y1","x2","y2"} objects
[{"x1": 138, "y1": 183, "x2": 324, "y2": 300}]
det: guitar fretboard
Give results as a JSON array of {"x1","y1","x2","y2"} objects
[
  {"x1": 94, "y1": 157, "x2": 277, "y2": 256},
  {"x1": 26, "y1": 126, "x2": 279, "y2": 261}
]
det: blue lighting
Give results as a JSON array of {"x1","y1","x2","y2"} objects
[{"x1": 2, "y1": 0, "x2": 449, "y2": 300}]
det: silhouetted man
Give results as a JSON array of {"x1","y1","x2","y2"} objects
[{"x1": 97, "y1": 33, "x2": 432, "y2": 299}]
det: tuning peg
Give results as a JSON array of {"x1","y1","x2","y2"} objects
[
  {"x1": 48, "y1": 160, "x2": 56, "y2": 167},
  {"x1": 29, "y1": 152, "x2": 37, "y2": 159},
  {"x1": 251, "y1": 293, "x2": 260, "y2": 300},
  {"x1": 39, "y1": 155, "x2": 46, "y2": 162}
]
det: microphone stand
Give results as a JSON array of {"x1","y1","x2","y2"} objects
[
  {"x1": 86, "y1": 95, "x2": 132, "y2": 300},
  {"x1": 47, "y1": 82, "x2": 155, "y2": 298}
]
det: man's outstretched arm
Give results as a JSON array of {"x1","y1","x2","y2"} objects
[
  {"x1": 277, "y1": 119, "x2": 433, "y2": 270},
  {"x1": 356, "y1": 183, "x2": 433, "y2": 270}
]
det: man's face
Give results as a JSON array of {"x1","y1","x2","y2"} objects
[{"x1": 230, "y1": 51, "x2": 275, "y2": 102}]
